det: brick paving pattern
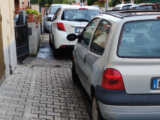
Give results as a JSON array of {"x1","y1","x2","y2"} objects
[{"x1": 0, "y1": 65, "x2": 90, "y2": 120}]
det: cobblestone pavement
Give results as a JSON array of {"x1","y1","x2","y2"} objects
[
  {"x1": 0, "y1": 65, "x2": 90, "y2": 120},
  {"x1": 1, "y1": 33, "x2": 91, "y2": 120},
  {"x1": 23, "y1": 34, "x2": 70, "y2": 68}
]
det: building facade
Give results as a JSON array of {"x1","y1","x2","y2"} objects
[
  {"x1": 0, "y1": 0, "x2": 17, "y2": 83},
  {"x1": 15, "y1": 0, "x2": 30, "y2": 9}
]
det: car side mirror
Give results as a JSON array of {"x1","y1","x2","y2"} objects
[{"x1": 45, "y1": 17, "x2": 52, "y2": 21}]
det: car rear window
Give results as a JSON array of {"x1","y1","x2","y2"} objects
[
  {"x1": 139, "y1": 5, "x2": 156, "y2": 10},
  {"x1": 49, "y1": 6, "x2": 60, "y2": 14},
  {"x1": 61, "y1": 9, "x2": 100, "y2": 22},
  {"x1": 118, "y1": 20, "x2": 160, "y2": 58},
  {"x1": 122, "y1": 5, "x2": 131, "y2": 10}
]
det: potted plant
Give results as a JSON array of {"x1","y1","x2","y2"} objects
[
  {"x1": 45, "y1": 4, "x2": 49, "y2": 7},
  {"x1": 26, "y1": 6, "x2": 30, "y2": 9},
  {"x1": 35, "y1": 13, "x2": 43, "y2": 27},
  {"x1": 26, "y1": 9, "x2": 38, "y2": 21}
]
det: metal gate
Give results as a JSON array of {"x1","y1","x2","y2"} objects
[
  {"x1": 0, "y1": 10, "x2": 5, "y2": 81},
  {"x1": 15, "y1": 25, "x2": 29, "y2": 58}
]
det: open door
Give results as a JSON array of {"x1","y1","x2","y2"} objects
[{"x1": 0, "y1": 8, "x2": 5, "y2": 83}]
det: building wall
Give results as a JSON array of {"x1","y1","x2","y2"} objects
[
  {"x1": 18, "y1": 0, "x2": 30, "y2": 8},
  {"x1": 76, "y1": 0, "x2": 81, "y2": 3},
  {"x1": 0, "y1": 0, "x2": 17, "y2": 78},
  {"x1": 31, "y1": 4, "x2": 40, "y2": 12}
]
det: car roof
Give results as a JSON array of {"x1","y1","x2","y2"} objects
[
  {"x1": 61, "y1": 5, "x2": 101, "y2": 10},
  {"x1": 130, "y1": 4, "x2": 155, "y2": 7},
  {"x1": 50, "y1": 4, "x2": 69, "y2": 6},
  {"x1": 139, "y1": 3, "x2": 155, "y2": 5},
  {"x1": 115, "y1": 3, "x2": 133, "y2": 7},
  {"x1": 102, "y1": 10, "x2": 160, "y2": 19}
]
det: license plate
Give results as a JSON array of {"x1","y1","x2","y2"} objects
[
  {"x1": 75, "y1": 28, "x2": 82, "y2": 33},
  {"x1": 152, "y1": 79, "x2": 160, "y2": 89}
]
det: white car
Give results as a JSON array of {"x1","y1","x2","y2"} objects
[
  {"x1": 113, "y1": 3, "x2": 133, "y2": 10},
  {"x1": 45, "y1": 4, "x2": 69, "y2": 32},
  {"x1": 49, "y1": 5, "x2": 102, "y2": 57}
]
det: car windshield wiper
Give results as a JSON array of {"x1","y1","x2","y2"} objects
[
  {"x1": 74, "y1": 19, "x2": 89, "y2": 22},
  {"x1": 64, "y1": 19, "x2": 72, "y2": 21}
]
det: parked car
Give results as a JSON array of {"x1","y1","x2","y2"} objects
[
  {"x1": 67, "y1": 10, "x2": 160, "y2": 120},
  {"x1": 49, "y1": 5, "x2": 101, "y2": 57},
  {"x1": 154, "y1": 3, "x2": 160, "y2": 10},
  {"x1": 91, "y1": 5, "x2": 100, "y2": 9},
  {"x1": 44, "y1": 4, "x2": 69, "y2": 32},
  {"x1": 113, "y1": 3, "x2": 133, "y2": 10},
  {"x1": 129, "y1": 3, "x2": 158, "y2": 10}
]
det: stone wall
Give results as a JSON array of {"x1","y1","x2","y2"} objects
[{"x1": 27, "y1": 22, "x2": 41, "y2": 56}]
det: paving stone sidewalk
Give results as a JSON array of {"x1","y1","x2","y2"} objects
[{"x1": 0, "y1": 65, "x2": 90, "y2": 120}]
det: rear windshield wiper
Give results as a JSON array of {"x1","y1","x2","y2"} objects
[
  {"x1": 74, "y1": 19, "x2": 89, "y2": 22},
  {"x1": 64, "y1": 19, "x2": 72, "y2": 21}
]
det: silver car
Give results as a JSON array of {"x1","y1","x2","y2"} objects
[
  {"x1": 129, "y1": 3, "x2": 158, "y2": 10},
  {"x1": 67, "y1": 11, "x2": 160, "y2": 120}
]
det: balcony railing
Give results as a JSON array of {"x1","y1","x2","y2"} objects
[{"x1": 14, "y1": 8, "x2": 28, "y2": 14}]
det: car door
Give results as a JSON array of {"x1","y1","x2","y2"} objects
[
  {"x1": 83, "y1": 20, "x2": 112, "y2": 94},
  {"x1": 74, "y1": 18, "x2": 100, "y2": 87}
]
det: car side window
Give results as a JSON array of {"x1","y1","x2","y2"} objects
[
  {"x1": 80, "y1": 19, "x2": 99, "y2": 47},
  {"x1": 53, "y1": 8, "x2": 61, "y2": 20},
  {"x1": 90, "y1": 20, "x2": 111, "y2": 55}
]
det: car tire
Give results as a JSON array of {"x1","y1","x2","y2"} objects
[
  {"x1": 92, "y1": 96, "x2": 104, "y2": 120},
  {"x1": 72, "y1": 64, "x2": 80, "y2": 84},
  {"x1": 49, "y1": 35, "x2": 52, "y2": 47},
  {"x1": 53, "y1": 47, "x2": 59, "y2": 58}
]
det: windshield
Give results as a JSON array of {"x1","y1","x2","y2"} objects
[
  {"x1": 49, "y1": 6, "x2": 60, "y2": 14},
  {"x1": 118, "y1": 20, "x2": 160, "y2": 58},
  {"x1": 62, "y1": 9, "x2": 100, "y2": 22}
]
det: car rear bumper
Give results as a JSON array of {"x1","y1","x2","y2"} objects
[
  {"x1": 95, "y1": 86, "x2": 160, "y2": 105},
  {"x1": 98, "y1": 102, "x2": 160, "y2": 120},
  {"x1": 95, "y1": 86, "x2": 160, "y2": 120},
  {"x1": 54, "y1": 30, "x2": 77, "y2": 49}
]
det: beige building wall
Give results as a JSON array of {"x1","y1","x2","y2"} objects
[
  {"x1": 31, "y1": 4, "x2": 40, "y2": 12},
  {"x1": 0, "y1": 0, "x2": 17, "y2": 78},
  {"x1": 15, "y1": 0, "x2": 30, "y2": 8},
  {"x1": 76, "y1": 0, "x2": 81, "y2": 3}
]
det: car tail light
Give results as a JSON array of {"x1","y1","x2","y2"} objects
[
  {"x1": 157, "y1": 16, "x2": 160, "y2": 19},
  {"x1": 101, "y1": 69, "x2": 125, "y2": 90},
  {"x1": 57, "y1": 23, "x2": 66, "y2": 31},
  {"x1": 60, "y1": 45, "x2": 65, "y2": 48},
  {"x1": 79, "y1": 8, "x2": 88, "y2": 10}
]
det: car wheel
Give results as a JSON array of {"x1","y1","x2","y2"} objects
[
  {"x1": 53, "y1": 47, "x2": 59, "y2": 58},
  {"x1": 49, "y1": 34, "x2": 52, "y2": 47},
  {"x1": 92, "y1": 96, "x2": 104, "y2": 120},
  {"x1": 72, "y1": 64, "x2": 80, "y2": 84}
]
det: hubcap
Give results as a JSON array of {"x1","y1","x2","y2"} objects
[{"x1": 92, "y1": 97, "x2": 98, "y2": 120}]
